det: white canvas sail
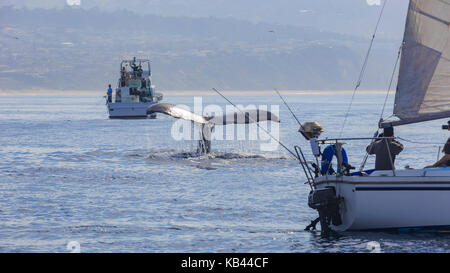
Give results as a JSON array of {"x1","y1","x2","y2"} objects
[{"x1": 383, "y1": 0, "x2": 450, "y2": 127}]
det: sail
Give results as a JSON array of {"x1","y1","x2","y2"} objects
[{"x1": 386, "y1": 0, "x2": 450, "y2": 127}]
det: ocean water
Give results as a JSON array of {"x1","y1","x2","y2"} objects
[{"x1": 1, "y1": 91, "x2": 449, "y2": 253}]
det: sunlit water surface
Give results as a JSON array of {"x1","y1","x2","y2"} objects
[{"x1": 0, "y1": 92, "x2": 449, "y2": 253}]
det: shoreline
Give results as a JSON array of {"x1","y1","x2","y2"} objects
[{"x1": 0, "y1": 89, "x2": 389, "y2": 96}]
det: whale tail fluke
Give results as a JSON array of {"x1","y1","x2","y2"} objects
[
  {"x1": 208, "y1": 109, "x2": 280, "y2": 125},
  {"x1": 147, "y1": 103, "x2": 280, "y2": 154},
  {"x1": 147, "y1": 103, "x2": 208, "y2": 124}
]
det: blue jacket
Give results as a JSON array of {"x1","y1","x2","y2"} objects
[{"x1": 107, "y1": 88, "x2": 113, "y2": 96}]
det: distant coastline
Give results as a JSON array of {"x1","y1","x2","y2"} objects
[{"x1": 0, "y1": 89, "x2": 389, "y2": 96}]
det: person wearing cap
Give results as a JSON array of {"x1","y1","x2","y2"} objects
[
  {"x1": 366, "y1": 127, "x2": 404, "y2": 171},
  {"x1": 425, "y1": 138, "x2": 450, "y2": 168}
]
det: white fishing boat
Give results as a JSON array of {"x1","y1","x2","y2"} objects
[
  {"x1": 106, "y1": 57, "x2": 163, "y2": 119},
  {"x1": 302, "y1": 0, "x2": 450, "y2": 233}
]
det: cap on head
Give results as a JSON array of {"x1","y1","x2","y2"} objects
[
  {"x1": 383, "y1": 126, "x2": 394, "y2": 137},
  {"x1": 299, "y1": 122, "x2": 323, "y2": 140}
]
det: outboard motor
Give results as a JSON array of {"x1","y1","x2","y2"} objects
[{"x1": 307, "y1": 187, "x2": 343, "y2": 234}]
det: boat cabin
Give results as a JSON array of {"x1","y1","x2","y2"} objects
[{"x1": 115, "y1": 57, "x2": 156, "y2": 103}]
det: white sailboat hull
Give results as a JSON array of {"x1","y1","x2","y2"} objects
[
  {"x1": 303, "y1": 0, "x2": 450, "y2": 233},
  {"x1": 313, "y1": 168, "x2": 450, "y2": 231}
]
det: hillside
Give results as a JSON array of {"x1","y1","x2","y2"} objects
[
  {"x1": 0, "y1": 0, "x2": 409, "y2": 38},
  {"x1": 0, "y1": 6, "x2": 403, "y2": 91}
]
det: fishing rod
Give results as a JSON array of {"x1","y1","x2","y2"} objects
[
  {"x1": 274, "y1": 89, "x2": 304, "y2": 130},
  {"x1": 212, "y1": 88, "x2": 299, "y2": 160}
]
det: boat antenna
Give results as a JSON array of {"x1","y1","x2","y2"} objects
[
  {"x1": 274, "y1": 89, "x2": 304, "y2": 130},
  {"x1": 212, "y1": 88, "x2": 299, "y2": 160},
  {"x1": 339, "y1": 0, "x2": 388, "y2": 137}
]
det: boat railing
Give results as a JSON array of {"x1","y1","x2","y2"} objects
[
  {"x1": 316, "y1": 137, "x2": 395, "y2": 143},
  {"x1": 315, "y1": 137, "x2": 397, "y2": 177}
]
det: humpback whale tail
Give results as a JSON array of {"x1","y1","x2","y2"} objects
[{"x1": 147, "y1": 103, "x2": 280, "y2": 154}]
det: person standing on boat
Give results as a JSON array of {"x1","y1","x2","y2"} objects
[
  {"x1": 137, "y1": 65, "x2": 143, "y2": 78},
  {"x1": 425, "y1": 138, "x2": 450, "y2": 168},
  {"x1": 366, "y1": 127, "x2": 403, "y2": 171},
  {"x1": 120, "y1": 67, "x2": 127, "y2": 87},
  {"x1": 130, "y1": 62, "x2": 140, "y2": 78},
  {"x1": 107, "y1": 84, "x2": 113, "y2": 103}
]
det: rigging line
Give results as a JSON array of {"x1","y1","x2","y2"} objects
[
  {"x1": 358, "y1": 130, "x2": 380, "y2": 172},
  {"x1": 396, "y1": 137, "x2": 443, "y2": 146},
  {"x1": 359, "y1": 44, "x2": 402, "y2": 172},
  {"x1": 379, "y1": 44, "x2": 402, "y2": 121},
  {"x1": 339, "y1": 0, "x2": 388, "y2": 137},
  {"x1": 359, "y1": 43, "x2": 403, "y2": 172},
  {"x1": 212, "y1": 88, "x2": 299, "y2": 160},
  {"x1": 274, "y1": 89, "x2": 304, "y2": 129}
]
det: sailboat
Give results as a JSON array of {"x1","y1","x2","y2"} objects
[{"x1": 304, "y1": 0, "x2": 450, "y2": 232}]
